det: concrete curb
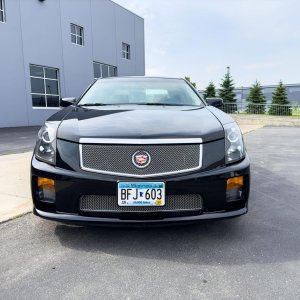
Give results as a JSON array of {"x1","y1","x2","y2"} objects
[
  {"x1": 239, "y1": 125, "x2": 264, "y2": 135},
  {"x1": 0, "y1": 152, "x2": 33, "y2": 224},
  {"x1": 232, "y1": 114, "x2": 300, "y2": 127}
]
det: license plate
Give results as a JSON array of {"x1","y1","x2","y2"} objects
[{"x1": 118, "y1": 182, "x2": 165, "y2": 206}]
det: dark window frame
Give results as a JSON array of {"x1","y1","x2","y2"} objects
[
  {"x1": 0, "y1": 0, "x2": 6, "y2": 23},
  {"x1": 70, "y1": 23, "x2": 84, "y2": 46},
  {"x1": 30, "y1": 64, "x2": 61, "y2": 108},
  {"x1": 93, "y1": 61, "x2": 117, "y2": 80},
  {"x1": 122, "y1": 42, "x2": 131, "y2": 60}
]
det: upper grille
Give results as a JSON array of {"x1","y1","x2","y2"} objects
[{"x1": 80, "y1": 139, "x2": 202, "y2": 177}]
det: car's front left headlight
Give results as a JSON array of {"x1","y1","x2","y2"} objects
[
  {"x1": 35, "y1": 122, "x2": 58, "y2": 165},
  {"x1": 224, "y1": 122, "x2": 245, "y2": 164}
]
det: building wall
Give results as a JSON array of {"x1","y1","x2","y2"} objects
[
  {"x1": 0, "y1": 0, "x2": 29, "y2": 127},
  {"x1": 0, "y1": 0, "x2": 145, "y2": 128},
  {"x1": 20, "y1": 0, "x2": 66, "y2": 126}
]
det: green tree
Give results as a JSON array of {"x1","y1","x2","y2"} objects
[
  {"x1": 246, "y1": 80, "x2": 266, "y2": 114},
  {"x1": 219, "y1": 67, "x2": 237, "y2": 113},
  {"x1": 269, "y1": 81, "x2": 291, "y2": 116},
  {"x1": 203, "y1": 82, "x2": 216, "y2": 99},
  {"x1": 184, "y1": 76, "x2": 197, "y2": 88}
]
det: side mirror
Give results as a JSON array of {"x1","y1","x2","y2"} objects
[
  {"x1": 60, "y1": 97, "x2": 77, "y2": 107},
  {"x1": 206, "y1": 97, "x2": 223, "y2": 108}
]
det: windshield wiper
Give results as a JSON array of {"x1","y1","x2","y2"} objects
[
  {"x1": 78, "y1": 102, "x2": 199, "y2": 107},
  {"x1": 78, "y1": 103, "x2": 108, "y2": 107},
  {"x1": 133, "y1": 103, "x2": 194, "y2": 107}
]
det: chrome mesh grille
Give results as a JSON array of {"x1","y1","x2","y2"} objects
[
  {"x1": 79, "y1": 194, "x2": 202, "y2": 213},
  {"x1": 80, "y1": 143, "x2": 201, "y2": 177}
]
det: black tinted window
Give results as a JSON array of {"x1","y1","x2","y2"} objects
[
  {"x1": 32, "y1": 95, "x2": 46, "y2": 107},
  {"x1": 30, "y1": 65, "x2": 43, "y2": 78},
  {"x1": 31, "y1": 78, "x2": 44, "y2": 94}
]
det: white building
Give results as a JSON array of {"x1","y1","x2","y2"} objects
[{"x1": 0, "y1": 0, "x2": 145, "y2": 127}]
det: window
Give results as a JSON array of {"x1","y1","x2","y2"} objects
[
  {"x1": 0, "y1": 0, "x2": 5, "y2": 23},
  {"x1": 30, "y1": 65, "x2": 60, "y2": 108},
  {"x1": 71, "y1": 24, "x2": 84, "y2": 46},
  {"x1": 122, "y1": 43, "x2": 130, "y2": 60},
  {"x1": 78, "y1": 78, "x2": 204, "y2": 107},
  {"x1": 93, "y1": 62, "x2": 117, "y2": 80}
]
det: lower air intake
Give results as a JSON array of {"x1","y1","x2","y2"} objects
[{"x1": 79, "y1": 194, "x2": 203, "y2": 220}]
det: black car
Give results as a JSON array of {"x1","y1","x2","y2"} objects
[{"x1": 31, "y1": 77, "x2": 250, "y2": 225}]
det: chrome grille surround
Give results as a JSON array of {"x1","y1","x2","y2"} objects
[
  {"x1": 79, "y1": 138, "x2": 203, "y2": 178},
  {"x1": 79, "y1": 194, "x2": 203, "y2": 213}
]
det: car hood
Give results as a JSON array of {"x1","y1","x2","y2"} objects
[{"x1": 56, "y1": 106, "x2": 225, "y2": 143}]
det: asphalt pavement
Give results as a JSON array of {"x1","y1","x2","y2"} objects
[
  {"x1": 0, "y1": 126, "x2": 39, "y2": 155},
  {"x1": 0, "y1": 126, "x2": 300, "y2": 299}
]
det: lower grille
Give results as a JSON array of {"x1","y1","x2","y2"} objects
[{"x1": 79, "y1": 194, "x2": 203, "y2": 220}]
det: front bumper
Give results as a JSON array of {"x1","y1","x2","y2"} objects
[
  {"x1": 31, "y1": 153, "x2": 250, "y2": 225},
  {"x1": 34, "y1": 207, "x2": 247, "y2": 226}
]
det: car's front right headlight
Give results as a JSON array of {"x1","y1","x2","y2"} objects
[
  {"x1": 35, "y1": 123, "x2": 58, "y2": 165},
  {"x1": 224, "y1": 122, "x2": 245, "y2": 164}
]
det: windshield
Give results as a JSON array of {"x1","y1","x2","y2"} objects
[{"x1": 78, "y1": 78, "x2": 204, "y2": 107}]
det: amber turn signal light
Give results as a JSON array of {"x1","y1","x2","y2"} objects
[
  {"x1": 227, "y1": 176, "x2": 244, "y2": 190},
  {"x1": 37, "y1": 177, "x2": 55, "y2": 190}
]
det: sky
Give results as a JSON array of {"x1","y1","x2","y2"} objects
[{"x1": 114, "y1": 0, "x2": 300, "y2": 89}]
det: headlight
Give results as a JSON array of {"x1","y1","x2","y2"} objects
[
  {"x1": 224, "y1": 122, "x2": 245, "y2": 164},
  {"x1": 35, "y1": 122, "x2": 58, "y2": 165}
]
